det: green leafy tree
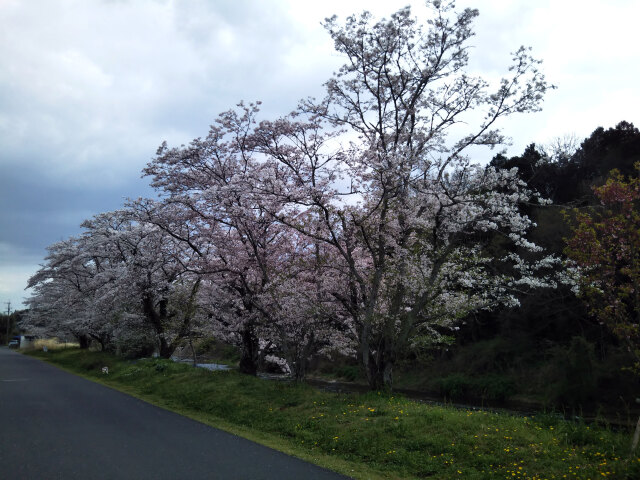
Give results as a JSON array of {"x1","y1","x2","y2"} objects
[
  {"x1": 565, "y1": 167, "x2": 640, "y2": 371},
  {"x1": 565, "y1": 166, "x2": 640, "y2": 451}
]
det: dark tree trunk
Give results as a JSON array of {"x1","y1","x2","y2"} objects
[
  {"x1": 189, "y1": 336, "x2": 197, "y2": 367},
  {"x1": 363, "y1": 333, "x2": 395, "y2": 391},
  {"x1": 158, "y1": 336, "x2": 174, "y2": 359},
  {"x1": 142, "y1": 294, "x2": 176, "y2": 359},
  {"x1": 88, "y1": 333, "x2": 112, "y2": 352},
  {"x1": 238, "y1": 327, "x2": 259, "y2": 375},
  {"x1": 77, "y1": 334, "x2": 90, "y2": 349},
  {"x1": 366, "y1": 356, "x2": 394, "y2": 391},
  {"x1": 289, "y1": 332, "x2": 315, "y2": 382}
]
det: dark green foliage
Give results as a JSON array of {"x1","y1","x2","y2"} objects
[
  {"x1": 491, "y1": 121, "x2": 640, "y2": 205},
  {"x1": 435, "y1": 373, "x2": 516, "y2": 402},
  {"x1": 573, "y1": 121, "x2": 640, "y2": 182},
  {"x1": 447, "y1": 337, "x2": 528, "y2": 374},
  {"x1": 116, "y1": 333, "x2": 157, "y2": 359},
  {"x1": 334, "y1": 365, "x2": 360, "y2": 382},
  {"x1": 528, "y1": 206, "x2": 573, "y2": 255},
  {"x1": 312, "y1": 355, "x2": 364, "y2": 382},
  {"x1": 1, "y1": 310, "x2": 25, "y2": 344},
  {"x1": 435, "y1": 374, "x2": 470, "y2": 400},
  {"x1": 540, "y1": 337, "x2": 597, "y2": 406},
  {"x1": 194, "y1": 337, "x2": 240, "y2": 364}
]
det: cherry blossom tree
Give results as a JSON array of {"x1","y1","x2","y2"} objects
[
  {"x1": 253, "y1": 232, "x2": 354, "y2": 380},
  {"x1": 251, "y1": 1, "x2": 555, "y2": 389},
  {"x1": 80, "y1": 210, "x2": 202, "y2": 358},
  {"x1": 140, "y1": 105, "x2": 349, "y2": 375},
  {"x1": 24, "y1": 236, "x2": 114, "y2": 348},
  {"x1": 26, "y1": 209, "x2": 201, "y2": 358}
]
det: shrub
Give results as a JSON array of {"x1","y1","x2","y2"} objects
[
  {"x1": 448, "y1": 337, "x2": 531, "y2": 374},
  {"x1": 194, "y1": 338, "x2": 240, "y2": 364},
  {"x1": 436, "y1": 373, "x2": 472, "y2": 400},
  {"x1": 116, "y1": 333, "x2": 157, "y2": 359},
  {"x1": 311, "y1": 354, "x2": 362, "y2": 381},
  {"x1": 542, "y1": 336, "x2": 597, "y2": 407},
  {"x1": 475, "y1": 374, "x2": 517, "y2": 401},
  {"x1": 435, "y1": 373, "x2": 516, "y2": 402},
  {"x1": 335, "y1": 365, "x2": 360, "y2": 382}
]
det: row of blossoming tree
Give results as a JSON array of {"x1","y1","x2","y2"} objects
[{"x1": 24, "y1": 1, "x2": 558, "y2": 390}]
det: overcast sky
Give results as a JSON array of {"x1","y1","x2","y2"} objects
[{"x1": 1, "y1": 0, "x2": 639, "y2": 310}]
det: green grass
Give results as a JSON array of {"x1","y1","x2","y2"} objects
[{"x1": 27, "y1": 348, "x2": 640, "y2": 479}]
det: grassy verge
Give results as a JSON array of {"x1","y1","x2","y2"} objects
[{"x1": 27, "y1": 348, "x2": 640, "y2": 479}]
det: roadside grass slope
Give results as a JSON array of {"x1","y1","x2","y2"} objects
[{"x1": 27, "y1": 348, "x2": 640, "y2": 479}]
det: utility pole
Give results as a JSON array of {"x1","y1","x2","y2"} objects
[{"x1": 4, "y1": 301, "x2": 10, "y2": 345}]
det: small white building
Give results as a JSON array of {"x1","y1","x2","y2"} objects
[{"x1": 19, "y1": 334, "x2": 37, "y2": 349}]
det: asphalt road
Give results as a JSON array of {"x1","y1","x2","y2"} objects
[{"x1": 0, "y1": 348, "x2": 350, "y2": 480}]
